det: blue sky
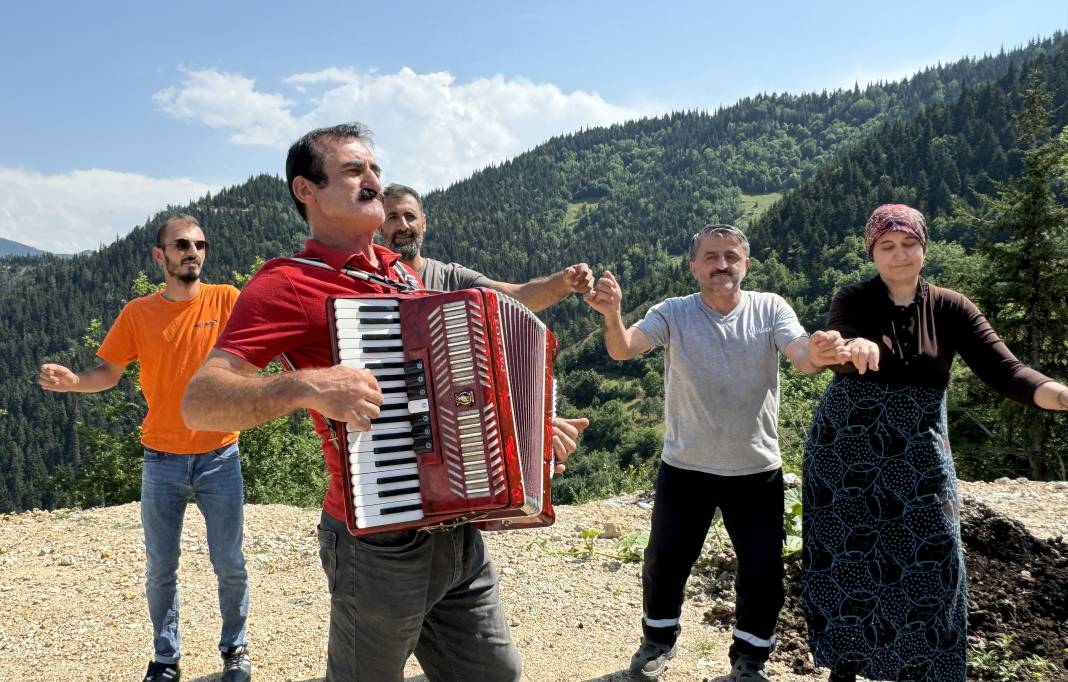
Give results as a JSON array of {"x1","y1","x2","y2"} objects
[{"x1": 1, "y1": 1, "x2": 1064, "y2": 252}]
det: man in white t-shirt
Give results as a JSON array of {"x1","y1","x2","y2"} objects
[{"x1": 584, "y1": 224, "x2": 846, "y2": 681}]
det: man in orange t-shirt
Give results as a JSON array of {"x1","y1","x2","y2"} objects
[{"x1": 39, "y1": 214, "x2": 251, "y2": 682}]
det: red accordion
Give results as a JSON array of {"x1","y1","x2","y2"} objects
[{"x1": 327, "y1": 288, "x2": 558, "y2": 536}]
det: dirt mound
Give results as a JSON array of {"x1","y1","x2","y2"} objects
[{"x1": 698, "y1": 499, "x2": 1068, "y2": 680}]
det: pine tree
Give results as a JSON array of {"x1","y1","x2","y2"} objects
[{"x1": 969, "y1": 67, "x2": 1068, "y2": 479}]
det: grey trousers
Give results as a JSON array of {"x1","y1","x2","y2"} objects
[{"x1": 317, "y1": 511, "x2": 522, "y2": 682}]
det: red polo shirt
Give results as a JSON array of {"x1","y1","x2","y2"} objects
[{"x1": 216, "y1": 239, "x2": 422, "y2": 521}]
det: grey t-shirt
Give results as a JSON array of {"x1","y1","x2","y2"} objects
[
  {"x1": 419, "y1": 257, "x2": 493, "y2": 292},
  {"x1": 635, "y1": 290, "x2": 807, "y2": 476}
]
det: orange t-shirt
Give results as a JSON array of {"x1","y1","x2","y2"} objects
[{"x1": 97, "y1": 283, "x2": 240, "y2": 454}]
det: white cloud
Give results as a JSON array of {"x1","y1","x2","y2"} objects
[
  {"x1": 153, "y1": 67, "x2": 299, "y2": 147},
  {"x1": 0, "y1": 168, "x2": 218, "y2": 253},
  {"x1": 154, "y1": 66, "x2": 649, "y2": 192}
]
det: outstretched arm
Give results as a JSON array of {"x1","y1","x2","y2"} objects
[
  {"x1": 182, "y1": 350, "x2": 384, "y2": 432},
  {"x1": 783, "y1": 330, "x2": 851, "y2": 375},
  {"x1": 487, "y1": 263, "x2": 595, "y2": 313},
  {"x1": 583, "y1": 271, "x2": 652, "y2": 361},
  {"x1": 39, "y1": 360, "x2": 126, "y2": 394}
]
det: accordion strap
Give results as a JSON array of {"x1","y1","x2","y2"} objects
[{"x1": 287, "y1": 256, "x2": 419, "y2": 292}]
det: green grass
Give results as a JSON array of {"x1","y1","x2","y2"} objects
[
  {"x1": 565, "y1": 201, "x2": 599, "y2": 227},
  {"x1": 737, "y1": 193, "x2": 782, "y2": 228}
]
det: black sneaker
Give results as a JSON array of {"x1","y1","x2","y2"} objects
[
  {"x1": 143, "y1": 661, "x2": 180, "y2": 682},
  {"x1": 222, "y1": 644, "x2": 252, "y2": 682},
  {"x1": 730, "y1": 653, "x2": 771, "y2": 681},
  {"x1": 629, "y1": 639, "x2": 678, "y2": 680}
]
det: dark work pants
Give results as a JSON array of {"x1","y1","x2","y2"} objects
[
  {"x1": 317, "y1": 512, "x2": 522, "y2": 682},
  {"x1": 642, "y1": 462, "x2": 785, "y2": 661}
]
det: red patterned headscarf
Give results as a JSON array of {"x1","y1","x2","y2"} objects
[{"x1": 864, "y1": 204, "x2": 928, "y2": 259}]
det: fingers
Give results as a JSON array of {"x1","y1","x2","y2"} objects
[
  {"x1": 584, "y1": 271, "x2": 622, "y2": 314},
  {"x1": 39, "y1": 363, "x2": 73, "y2": 390},
  {"x1": 564, "y1": 263, "x2": 595, "y2": 293},
  {"x1": 848, "y1": 340, "x2": 880, "y2": 374},
  {"x1": 551, "y1": 417, "x2": 588, "y2": 470}
]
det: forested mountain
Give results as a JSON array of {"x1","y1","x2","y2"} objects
[
  {"x1": 0, "y1": 238, "x2": 49, "y2": 257},
  {"x1": 1, "y1": 34, "x2": 1064, "y2": 512}
]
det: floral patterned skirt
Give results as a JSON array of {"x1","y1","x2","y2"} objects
[{"x1": 801, "y1": 375, "x2": 966, "y2": 682}]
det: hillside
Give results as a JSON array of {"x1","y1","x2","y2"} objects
[
  {"x1": 1, "y1": 34, "x2": 1066, "y2": 513},
  {"x1": 0, "y1": 479, "x2": 1063, "y2": 681},
  {"x1": 0, "y1": 238, "x2": 49, "y2": 257}
]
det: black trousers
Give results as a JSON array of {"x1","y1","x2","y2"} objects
[{"x1": 642, "y1": 461, "x2": 785, "y2": 660}]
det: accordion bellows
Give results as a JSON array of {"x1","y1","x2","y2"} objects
[{"x1": 327, "y1": 288, "x2": 557, "y2": 536}]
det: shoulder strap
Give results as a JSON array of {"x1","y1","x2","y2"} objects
[{"x1": 287, "y1": 256, "x2": 418, "y2": 292}]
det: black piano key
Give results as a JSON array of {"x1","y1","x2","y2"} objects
[
  {"x1": 372, "y1": 444, "x2": 415, "y2": 455},
  {"x1": 371, "y1": 414, "x2": 412, "y2": 425},
  {"x1": 376, "y1": 473, "x2": 420, "y2": 484},
  {"x1": 378, "y1": 485, "x2": 422, "y2": 498},
  {"x1": 407, "y1": 386, "x2": 428, "y2": 399},
  {"x1": 381, "y1": 502, "x2": 424, "y2": 516},
  {"x1": 376, "y1": 456, "x2": 418, "y2": 467},
  {"x1": 363, "y1": 360, "x2": 406, "y2": 370},
  {"x1": 404, "y1": 360, "x2": 425, "y2": 374},
  {"x1": 352, "y1": 305, "x2": 398, "y2": 313}
]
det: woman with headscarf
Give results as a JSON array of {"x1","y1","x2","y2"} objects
[{"x1": 799, "y1": 204, "x2": 1068, "y2": 682}]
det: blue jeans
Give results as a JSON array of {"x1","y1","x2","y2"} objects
[{"x1": 141, "y1": 443, "x2": 249, "y2": 664}]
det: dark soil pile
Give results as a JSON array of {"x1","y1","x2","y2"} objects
[{"x1": 698, "y1": 500, "x2": 1068, "y2": 680}]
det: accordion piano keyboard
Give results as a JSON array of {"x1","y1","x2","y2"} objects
[{"x1": 334, "y1": 298, "x2": 426, "y2": 529}]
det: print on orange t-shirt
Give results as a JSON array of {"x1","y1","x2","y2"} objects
[{"x1": 97, "y1": 283, "x2": 240, "y2": 454}]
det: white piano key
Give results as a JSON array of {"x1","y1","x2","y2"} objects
[
  {"x1": 338, "y1": 339, "x2": 403, "y2": 352},
  {"x1": 373, "y1": 407, "x2": 413, "y2": 420},
  {"x1": 352, "y1": 477, "x2": 420, "y2": 495},
  {"x1": 355, "y1": 508, "x2": 425, "y2": 529},
  {"x1": 352, "y1": 489, "x2": 423, "y2": 507},
  {"x1": 350, "y1": 465, "x2": 416, "y2": 486},
  {"x1": 348, "y1": 457, "x2": 418, "y2": 475},
  {"x1": 408, "y1": 398, "x2": 430, "y2": 413},
  {"x1": 339, "y1": 355, "x2": 406, "y2": 367},
  {"x1": 347, "y1": 436, "x2": 415, "y2": 453},
  {"x1": 336, "y1": 326, "x2": 402, "y2": 337},
  {"x1": 334, "y1": 299, "x2": 399, "y2": 310},
  {"x1": 348, "y1": 449, "x2": 417, "y2": 465},
  {"x1": 348, "y1": 423, "x2": 413, "y2": 441},
  {"x1": 355, "y1": 496, "x2": 425, "y2": 522}
]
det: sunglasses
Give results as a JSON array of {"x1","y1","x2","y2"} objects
[{"x1": 163, "y1": 239, "x2": 209, "y2": 252}]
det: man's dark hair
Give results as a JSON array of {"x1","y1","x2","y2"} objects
[
  {"x1": 382, "y1": 183, "x2": 422, "y2": 208},
  {"x1": 285, "y1": 122, "x2": 375, "y2": 222},
  {"x1": 156, "y1": 213, "x2": 203, "y2": 248}
]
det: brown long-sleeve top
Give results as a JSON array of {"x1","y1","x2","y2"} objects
[{"x1": 826, "y1": 276, "x2": 1051, "y2": 404}]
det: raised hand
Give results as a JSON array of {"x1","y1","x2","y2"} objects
[
  {"x1": 551, "y1": 416, "x2": 590, "y2": 473},
  {"x1": 561, "y1": 262, "x2": 595, "y2": 294},
  {"x1": 809, "y1": 330, "x2": 851, "y2": 367},
  {"x1": 39, "y1": 363, "x2": 79, "y2": 392},
  {"x1": 584, "y1": 271, "x2": 623, "y2": 317}
]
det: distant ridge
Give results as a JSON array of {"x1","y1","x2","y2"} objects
[{"x1": 0, "y1": 237, "x2": 48, "y2": 257}]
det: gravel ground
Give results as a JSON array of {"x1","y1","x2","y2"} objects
[{"x1": 0, "y1": 478, "x2": 1064, "y2": 682}]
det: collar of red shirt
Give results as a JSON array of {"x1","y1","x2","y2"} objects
[{"x1": 295, "y1": 239, "x2": 401, "y2": 277}]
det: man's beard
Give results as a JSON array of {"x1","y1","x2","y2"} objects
[
  {"x1": 166, "y1": 254, "x2": 202, "y2": 283},
  {"x1": 387, "y1": 233, "x2": 423, "y2": 260}
]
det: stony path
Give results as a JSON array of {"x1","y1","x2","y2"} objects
[{"x1": 0, "y1": 479, "x2": 1064, "y2": 682}]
